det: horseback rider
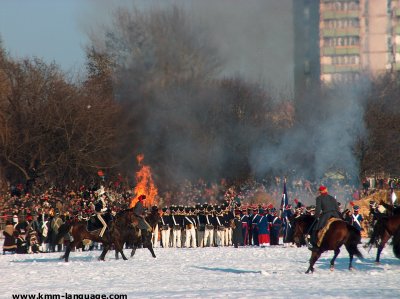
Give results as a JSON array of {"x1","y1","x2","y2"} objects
[
  {"x1": 95, "y1": 193, "x2": 108, "y2": 237},
  {"x1": 308, "y1": 185, "x2": 341, "y2": 251},
  {"x1": 133, "y1": 195, "x2": 152, "y2": 232}
]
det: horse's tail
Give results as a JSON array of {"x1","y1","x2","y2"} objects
[
  {"x1": 55, "y1": 222, "x2": 72, "y2": 244},
  {"x1": 346, "y1": 223, "x2": 363, "y2": 259},
  {"x1": 392, "y1": 227, "x2": 400, "y2": 259}
]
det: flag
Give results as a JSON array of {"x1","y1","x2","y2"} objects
[
  {"x1": 392, "y1": 191, "x2": 397, "y2": 205},
  {"x1": 281, "y1": 178, "x2": 289, "y2": 217}
]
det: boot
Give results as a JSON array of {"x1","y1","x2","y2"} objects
[{"x1": 308, "y1": 230, "x2": 319, "y2": 251}]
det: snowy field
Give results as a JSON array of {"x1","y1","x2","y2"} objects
[{"x1": 1, "y1": 239, "x2": 399, "y2": 299}]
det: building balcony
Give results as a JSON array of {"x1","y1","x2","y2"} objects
[
  {"x1": 322, "y1": 46, "x2": 360, "y2": 55},
  {"x1": 394, "y1": 63, "x2": 400, "y2": 71},
  {"x1": 322, "y1": 64, "x2": 361, "y2": 73},
  {"x1": 321, "y1": 28, "x2": 360, "y2": 37},
  {"x1": 322, "y1": 11, "x2": 359, "y2": 20},
  {"x1": 395, "y1": 24, "x2": 400, "y2": 35}
]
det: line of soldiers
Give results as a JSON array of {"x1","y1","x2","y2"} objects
[{"x1": 153, "y1": 201, "x2": 288, "y2": 248}]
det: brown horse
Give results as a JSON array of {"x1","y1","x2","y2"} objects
[
  {"x1": 146, "y1": 207, "x2": 161, "y2": 247},
  {"x1": 367, "y1": 214, "x2": 400, "y2": 263},
  {"x1": 293, "y1": 214, "x2": 363, "y2": 273},
  {"x1": 56, "y1": 208, "x2": 139, "y2": 262},
  {"x1": 114, "y1": 223, "x2": 156, "y2": 260}
]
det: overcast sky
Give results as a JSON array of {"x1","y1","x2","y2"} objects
[{"x1": 0, "y1": 0, "x2": 293, "y2": 91}]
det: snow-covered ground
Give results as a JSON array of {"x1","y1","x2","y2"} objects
[{"x1": 1, "y1": 239, "x2": 399, "y2": 299}]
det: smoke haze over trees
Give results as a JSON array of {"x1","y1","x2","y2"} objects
[{"x1": 0, "y1": 2, "x2": 400, "y2": 194}]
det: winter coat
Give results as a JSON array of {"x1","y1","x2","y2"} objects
[
  {"x1": 232, "y1": 218, "x2": 244, "y2": 245},
  {"x1": 3, "y1": 224, "x2": 17, "y2": 251},
  {"x1": 315, "y1": 194, "x2": 341, "y2": 230},
  {"x1": 257, "y1": 215, "x2": 270, "y2": 235},
  {"x1": 133, "y1": 201, "x2": 145, "y2": 217}
]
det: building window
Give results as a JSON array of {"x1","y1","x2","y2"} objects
[
  {"x1": 332, "y1": 72, "x2": 360, "y2": 83},
  {"x1": 324, "y1": 18, "x2": 359, "y2": 29},
  {"x1": 332, "y1": 55, "x2": 360, "y2": 65},
  {"x1": 324, "y1": 37, "x2": 359, "y2": 47}
]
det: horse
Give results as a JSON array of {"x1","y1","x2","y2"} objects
[
  {"x1": 55, "y1": 208, "x2": 139, "y2": 262},
  {"x1": 367, "y1": 213, "x2": 400, "y2": 263},
  {"x1": 115, "y1": 220, "x2": 156, "y2": 260},
  {"x1": 146, "y1": 207, "x2": 161, "y2": 247},
  {"x1": 393, "y1": 227, "x2": 400, "y2": 259},
  {"x1": 292, "y1": 214, "x2": 363, "y2": 273}
]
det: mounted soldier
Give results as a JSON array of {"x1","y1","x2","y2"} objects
[
  {"x1": 308, "y1": 185, "x2": 342, "y2": 251},
  {"x1": 133, "y1": 195, "x2": 152, "y2": 233},
  {"x1": 95, "y1": 193, "x2": 108, "y2": 238}
]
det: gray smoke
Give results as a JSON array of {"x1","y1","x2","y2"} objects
[{"x1": 83, "y1": 0, "x2": 368, "y2": 186}]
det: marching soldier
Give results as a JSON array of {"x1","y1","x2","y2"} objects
[
  {"x1": 223, "y1": 204, "x2": 234, "y2": 246},
  {"x1": 215, "y1": 206, "x2": 226, "y2": 246},
  {"x1": 160, "y1": 207, "x2": 172, "y2": 248},
  {"x1": 197, "y1": 204, "x2": 207, "y2": 247},
  {"x1": 171, "y1": 206, "x2": 183, "y2": 248},
  {"x1": 204, "y1": 205, "x2": 215, "y2": 247},
  {"x1": 184, "y1": 207, "x2": 197, "y2": 248}
]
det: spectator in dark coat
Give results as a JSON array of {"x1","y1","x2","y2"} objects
[
  {"x1": 3, "y1": 221, "x2": 17, "y2": 254},
  {"x1": 232, "y1": 211, "x2": 244, "y2": 248},
  {"x1": 16, "y1": 232, "x2": 27, "y2": 254}
]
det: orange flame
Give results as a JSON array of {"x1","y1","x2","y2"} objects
[{"x1": 130, "y1": 154, "x2": 158, "y2": 208}]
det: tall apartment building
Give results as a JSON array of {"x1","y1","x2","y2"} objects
[{"x1": 294, "y1": 0, "x2": 400, "y2": 102}]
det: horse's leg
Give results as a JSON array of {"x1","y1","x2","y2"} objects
[
  {"x1": 329, "y1": 248, "x2": 340, "y2": 271},
  {"x1": 115, "y1": 241, "x2": 128, "y2": 260},
  {"x1": 61, "y1": 237, "x2": 79, "y2": 262},
  {"x1": 130, "y1": 244, "x2": 137, "y2": 257},
  {"x1": 143, "y1": 232, "x2": 156, "y2": 258},
  {"x1": 305, "y1": 251, "x2": 322, "y2": 274},
  {"x1": 98, "y1": 243, "x2": 110, "y2": 261},
  {"x1": 119, "y1": 248, "x2": 128, "y2": 260},
  {"x1": 376, "y1": 232, "x2": 390, "y2": 264}
]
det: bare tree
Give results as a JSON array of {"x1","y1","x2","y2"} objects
[{"x1": 0, "y1": 54, "x2": 121, "y2": 190}]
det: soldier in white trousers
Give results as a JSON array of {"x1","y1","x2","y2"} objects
[
  {"x1": 183, "y1": 208, "x2": 197, "y2": 248},
  {"x1": 171, "y1": 207, "x2": 182, "y2": 248},
  {"x1": 160, "y1": 207, "x2": 171, "y2": 248}
]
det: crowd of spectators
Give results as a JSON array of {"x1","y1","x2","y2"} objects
[
  {"x1": 1, "y1": 174, "x2": 394, "y2": 230},
  {"x1": 1, "y1": 173, "x2": 397, "y2": 255}
]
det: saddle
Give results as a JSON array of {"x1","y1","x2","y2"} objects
[
  {"x1": 87, "y1": 213, "x2": 113, "y2": 233},
  {"x1": 317, "y1": 218, "x2": 342, "y2": 247}
]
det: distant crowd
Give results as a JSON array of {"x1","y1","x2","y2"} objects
[{"x1": 0, "y1": 174, "x2": 397, "y2": 254}]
